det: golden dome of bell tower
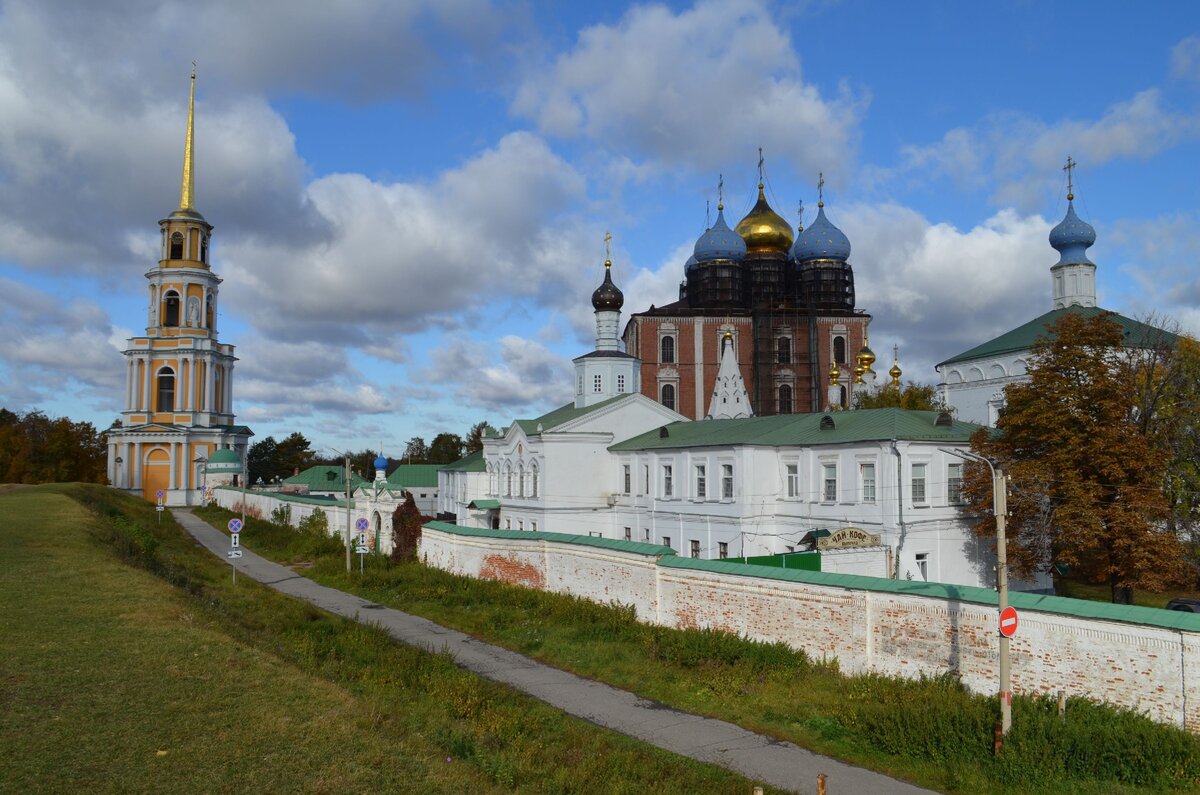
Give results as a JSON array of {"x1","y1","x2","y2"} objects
[{"x1": 735, "y1": 149, "x2": 793, "y2": 255}]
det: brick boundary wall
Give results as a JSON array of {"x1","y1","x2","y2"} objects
[{"x1": 420, "y1": 522, "x2": 1200, "y2": 732}]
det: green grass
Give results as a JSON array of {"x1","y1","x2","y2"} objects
[
  {"x1": 194, "y1": 503, "x2": 1200, "y2": 795},
  {"x1": 0, "y1": 485, "x2": 776, "y2": 794}
]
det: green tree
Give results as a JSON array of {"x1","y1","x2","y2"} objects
[
  {"x1": 853, "y1": 381, "x2": 942, "y2": 411},
  {"x1": 0, "y1": 409, "x2": 106, "y2": 484},
  {"x1": 961, "y1": 311, "x2": 1187, "y2": 603},
  {"x1": 273, "y1": 432, "x2": 315, "y2": 482},
  {"x1": 246, "y1": 436, "x2": 278, "y2": 485},
  {"x1": 402, "y1": 436, "x2": 428, "y2": 464},
  {"x1": 465, "y1": 420, "x2": 496, "y2": 454},
  {"x1": 427, "y1": 432, "x2": 465, "y2": 464}
]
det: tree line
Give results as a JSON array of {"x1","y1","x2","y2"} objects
[
  {"x1": 0, "y1": 408, "x2": 107, "y2": 484},
  {"x1": 245, "y1": 420, "x2": 497, "y2": 485}
]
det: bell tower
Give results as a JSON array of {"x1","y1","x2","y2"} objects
[{"x1": 105, "y1": 68, "x2": 253, "y2": 505}]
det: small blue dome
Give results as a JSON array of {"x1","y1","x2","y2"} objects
[
  {"x1": 684, "y1": 255, "x2": 698, "y2": 274},
  {"x1": 693, "y1": 207, "x2": 746, "y2": 263},
  {"x1": 792, "y1": 205, "x2": 850, "y2": 262},
  {"x1": 1048, "y1": 200, "x2": 1096, "y2": 266},
  {"x1": 374, "y1": 454, "x2": 388, "y2": 471}
]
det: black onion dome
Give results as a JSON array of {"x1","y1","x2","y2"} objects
[{"x1": 592, "y1": 262, "x2": 624, "y2": 311}]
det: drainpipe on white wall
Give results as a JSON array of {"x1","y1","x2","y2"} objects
[{"x1": 891, "y1": 438, "x2": 905, "y2": 578}]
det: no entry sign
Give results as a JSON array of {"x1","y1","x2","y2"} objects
[{"x1": 999, "y1": 606, "x2": 1019, "y2": 638}]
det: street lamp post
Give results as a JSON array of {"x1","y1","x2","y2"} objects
[{"x1": 943, "y1": 447, "x2": 1011, "y2": 735}]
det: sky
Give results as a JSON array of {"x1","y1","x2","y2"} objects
[{"x1": 1, "y1": 0, "x2": 1199, "y2": 456}]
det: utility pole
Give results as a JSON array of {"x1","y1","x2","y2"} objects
[
  {"x1": 329, "y1": 447, "x2": 353, "y2": 574},
  {"x1": 942, "y1": 447, "x2": 1012, "y2": 735}
]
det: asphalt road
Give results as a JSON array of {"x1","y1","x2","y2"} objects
[{"x1": 174, "y1": 509, "x2": 937, "y2": 795}]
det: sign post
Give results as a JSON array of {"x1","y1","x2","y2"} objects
[
  {"x1": 156, "y1": 489, "x2": 165, "y2": 522},
  {"x1": 227, "y1": 518, "x2": 243, "y2": 584},
  {"x1": 355, "y1": 518, "x2": 370, "y2": 574}
]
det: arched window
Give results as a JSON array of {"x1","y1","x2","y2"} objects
[
  {"x1": 163, "y1": 291, "x2": 180, "y2": 327},
  {"x1": 661, "y1": 383, "x2": 676, "y2": 411},
  {"x1": 833, "y1": 336, "x2": 847, "y2": 365},
  {"x1": 777, "y1": 337, "x2": 791, "y2": 364},
  {"x1": 517, "y1": 464, "x2": 525, "y2": 497},
  {"x1": 200, "y1": 235, "x2": 208, "y2": 264},
  {"x1": 839, "y1": 385, "x2": 848, "y2": 408},
  {"x1": 205, "y1": 294, "x2": 214, "y2": 329},
  {"x1": 156, "y1": 368, "x2": 175, "y2": 412},
  {"x1": 505, "y1": 464, "x2": 512, "y2": 497},
  {"x1": 169, "y1": 232, "x2": 184, "y2": 260},
  {"x1": 530, "y1": 463, "x2": 539, "y2": 498},
  {"x1": 778, "y1": 384, "x2": 793, "y2": 414},
  {"x1": 660, "y1": 335, "x2": 675, "y2": 363}
]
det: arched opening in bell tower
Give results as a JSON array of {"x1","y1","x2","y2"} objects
[
  {"x1": 169, "y1": 231, "x2": 184, "y2": 260},
  {"x1": 156, "y1": 367, "x2": 176, "y2": 412},
  {"x1": 163, "y1": 291, "x2": 180, "y2": 326}
]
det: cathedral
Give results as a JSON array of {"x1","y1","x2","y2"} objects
[
  {"x1": 622, "y1": 169, "x2": 873, "y2": 420},
  {"x1": 105, "y1": 71, "x2": 252, "y2": 505}
]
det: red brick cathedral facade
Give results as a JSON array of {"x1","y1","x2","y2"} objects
[{"x1": 622, "y1": 183, "x2": 870, "y2": 420}]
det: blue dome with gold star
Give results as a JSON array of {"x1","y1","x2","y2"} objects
[
  {"x1": 792, "y1": 204, "x2": 850, "y2": 262},
  {"x1": 1049, "y1": 200, "x2": 1096, "y2": 266},
  {"x1": 694, "y1": 206, "x2": 747, "y2": 262}
]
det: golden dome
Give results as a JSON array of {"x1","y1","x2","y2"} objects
[
  {"x1": 829, "y1": 361, "x2": 840, "y2": 385},
  {"x1": 889, "y1": 362, "x2": 902, "y2": 386},
  {"x1": 735, "y1": 184, "x2": 794, "y2": 254}
]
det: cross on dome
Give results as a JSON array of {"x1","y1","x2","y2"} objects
[{"x1": 1063, "y1": 155, "x2": 1077, "y2": 200}]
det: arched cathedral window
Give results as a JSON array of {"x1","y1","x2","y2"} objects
[
  {"x1": 778, "y1": 384, "x2": 793, "y2": 414},
  {"x1": 777, "y1": 337, "x2": 791, "y2": 364},
  {"x1": 660, "y1": 335, "x2": 675, "y2": 363},
  {"x1": 661, "y1": 383, "x2": 676, "y2": 411},
  {"x1": 833, "y1": 336, "x2": 846, "y2": 365},
  {"x1": 163, "y1": 291, "x2": 180, "y2": 327}
]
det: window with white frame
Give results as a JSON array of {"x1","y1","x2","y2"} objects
[
  {"x1": 662, "y1": 536, "x2": 672, "y2": 550},
  {"x1": 690, "y1": 539, "x2": 700, "y2": 558},
  {"x1": 530, "y1": 464, "x2": 539, "y2": 498},
  {"x1": 593, "y1": 373, "x2": 603, "y2": 393},
  {"x1": 622, "y1": 464, "x2": 631, "y2": 494},
  {"x1": 695, "y1": 464, "x2": 706, "y2": 499},
  {"x1": 505, "y1": 518, "x2": 511, "y2": 529},
  {"x1": 642, "y1": 528, "x2": 650, "y2": 542},
  {"x1": 642, "y1": 465, "x2": 649, "y2": 495},
  {"x1": 662, "y1": 464, "x2": 673, "y2": 498},
  {"x1": 861, "y1": 463, "x2": 876, "y2": 503},
  {"x1": 660, "y1": 335, "x2": 675, "y2": 363},
  {"x1": 721, "y1": 463, "x2": 733, "y2": 499},
  {"x1": 947, "y1": 463, "x2": 964, "y2": 504},
  {"x1": 661, "y1": 383, "x2": 676, "y2": 410},
  {"x1": 624, "y1": 527, "x2": 631, "y2": 541},
  {"x1": 505, "y1": 465, "x2": 512, "y2": 497},
  {"x1": 912, "y1": 463, "x2": 927, "y2": 503},
  {"x1": 518, "y1": 464, "x2": 525, "y2": 497},
  {"x1": 822, "y1": 463, "x2": 837, "y2": 502},
  {"x1": 531, "y1": 521, "x2": 537, "y2": 532},
  {"x1": 617, "y1": 373, "x2": 626, "y2": 393},
  {"x1": 915, "y1": 552, "x2": 929, "y2": 581},
  {"x1": 786, "y1": 464, "x2": 799, "y2": 498},
  {"x1": 518, "y1": 519, "x2": 524, "y2": 530},
  {"x1": 718, "y1": 542, "x2": 728, "y2": 559}
]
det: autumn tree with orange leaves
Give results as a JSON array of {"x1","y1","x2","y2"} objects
[{"x1": 961, "y1": 311, "x2": 1189, "y2": 604}]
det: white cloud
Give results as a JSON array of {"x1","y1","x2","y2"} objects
[
  {"x1": 893, "y1": 90, "x2": 1200, "y2": 210},
  {"x1": 418, "y1": 334, "x2": 573, "y2": 414},
  {"x1": 1171, "y1": 35, "x2": 1200, "y2": 81},
  {"x1": 511, "y1": 0, "x2": 864, "y2": 179},
  {"x1": 841, "y1": 204, "x2": 1052, "y2": 380}
]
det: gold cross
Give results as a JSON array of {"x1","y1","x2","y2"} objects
[
  {"x1": 191, "y1": 60, "x2": 197, "y2": 79},
  {"x1": 1063, "y1": 155, "x2": 1076, "y2": 199},
  {"x1": 758, "y1": 147, "x2": 764, "y2": 183}
]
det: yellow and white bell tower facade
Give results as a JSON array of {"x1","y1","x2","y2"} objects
[{"x1": 106, "y1": 70, "x2": 252, "y2": 505}]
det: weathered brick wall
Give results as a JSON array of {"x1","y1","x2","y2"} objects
[{"x1": 421, "y1": 526, "x2": 1200, "y2": 731}]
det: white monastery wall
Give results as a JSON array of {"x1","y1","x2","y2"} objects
[{"x1": 419, "y1": 524, "x2": 1200, "y2": 731}]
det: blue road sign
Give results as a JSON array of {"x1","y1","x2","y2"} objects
[
  {"x1": 227, "y1": 518, "x2": 243, "y2": 533},
  {"x1": 355, "y1": 517, "x2": 369, "y2": 532}
]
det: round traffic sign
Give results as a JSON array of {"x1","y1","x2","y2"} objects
[
  {"x1": 999, "y1": 606, "x2": 1019, "y2": 638},
  {"x1": 157, "y1": 490, "x2": 164, "y2": 498},
  {"x1": 227, "y1": 518, "x2": 243, "y2": 533},
  {"x1": 355, "y1": 518, "x2": 369, "y2": 531}
]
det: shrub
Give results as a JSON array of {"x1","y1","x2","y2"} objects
[{"x1": 270, "y1": 503, "x2": 292, "y2": 526}]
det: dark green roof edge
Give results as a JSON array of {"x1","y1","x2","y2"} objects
[
  {"x1": 423, "y1": 520, "x2": 675, "y2": 557},
  {"x1": 442, "y1": 449, "x2": 486, "y2": 472},
  {"x1": 386, "y1": 464, "x2": 442, "y2": 487},
  {"x1": 938, "y1": 306, "x2": 1179, "y2": 367},
  {"x1": 660, "y1": 557, "x2": 1200, "y2": 633},
  {"x1": 513, "y1": 395, "x2": 630, "y2": 435}
]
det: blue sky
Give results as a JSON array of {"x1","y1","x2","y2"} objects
[{"x1": 1, "y1": 0, "x2": 1198, "y2": 456}]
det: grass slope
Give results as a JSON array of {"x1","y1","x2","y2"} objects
[
  {"x1": 0, "y1": 485, "x2": 772, "y2": 794},
  {"x1": 196, "y1": 503, "x2": 1200, "y2": 795}
]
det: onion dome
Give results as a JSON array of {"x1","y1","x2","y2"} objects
[
  {"x1": 793, "y1": 203, "x2": 850, "y2": 262},
  {"x1": 374, "y1": 454, "x2": 388, "y2": 471},
  {"x1": 856, "y1": 331, "x2": 876, "y2": 376},
  {"x1": 1048, "y1": 198, "x2": 1096, "y2": 266},
  {"x1": 684, "y1": 254, "x2": 698, "y2": 275},
  {"x1": 693, "y1": 206, "x2": 746, "y2": 262},
  {"x1": 829, "y1": 361, "x2": 841, "y2": 385},
  {"x1": 736, "y1": 184, "x2": 794, "y2": 254},
  {"x1": 591, "y1": 259, "x2": 624, "y2": 311}
]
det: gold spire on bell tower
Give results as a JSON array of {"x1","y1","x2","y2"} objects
[{"x1": 179, "y1": 63, "x2": 196, "y2": 212}]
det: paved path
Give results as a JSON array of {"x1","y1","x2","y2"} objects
[{"x1": 175, "y1": 509, "x2": 936, "y2": 795}]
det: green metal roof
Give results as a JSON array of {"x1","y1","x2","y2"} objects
[
  {"x1": 513, "y1": 395, "x2": 630, "y2": 435},
  {"x1": 214, "y1": 485, "x2": 351, "y2": 508},
  {"x1": 609, "y1": 408, "x2": 981, "y2": 452},
  {"x1": 386, "y1": 464, "x2": 441, "y2": 488},
  {"x1": 423, "y1": 520, "x2": 676, "y2": 557},
  {"x1": 937, "y1": 305, "x2": 1178, "y2": 367},
  {"x1": 207, "y1": 448, "x2": 241, "y2": 468},
  {"x1": 282, "y1": 465, "x2": 368, "y2": 492},
  {"x1": 468, "y1": 499, "x2": 501, "y2": 509},
  {"x1": 442, "y1": 449, "x2": 486, "y2": 472}
]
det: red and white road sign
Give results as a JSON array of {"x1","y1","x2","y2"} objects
[{"x1": 999, "y1": 605, "x2": 1019, "y2": 638}]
